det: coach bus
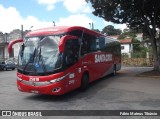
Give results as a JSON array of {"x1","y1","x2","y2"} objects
[{"x1": 8, "y1": 26, "x2": 121, "y2": 95}]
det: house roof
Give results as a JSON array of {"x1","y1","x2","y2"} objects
[
  {"x1": 109, "y1": 35, "x2": 119, "y2": 39},
  {"x1": 120, "y1": 38, "x2": 132, "y2": 44}
]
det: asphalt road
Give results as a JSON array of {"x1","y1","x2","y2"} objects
[{"x1": 0, "y1": 67, "x2": 160, "y2": 119}]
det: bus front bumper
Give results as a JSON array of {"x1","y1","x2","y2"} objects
[{"x1": 17, "y1": 80, "x2": 66, "y2": 95}]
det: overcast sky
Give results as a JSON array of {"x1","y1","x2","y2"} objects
[{"x1": 0, "y1": 0, "x2": 126, "y2": 33}]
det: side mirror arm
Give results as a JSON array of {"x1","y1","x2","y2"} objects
[{"x1": 8, "y1": 39, "x2": 23, "y2": 54}]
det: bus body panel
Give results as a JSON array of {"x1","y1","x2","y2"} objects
[
  {"x1": 17, "y1": 62, "x2": 83, "y2": 95},
  {"x1": 17, "y1": 51, "x2": 116, "y2": 95}
]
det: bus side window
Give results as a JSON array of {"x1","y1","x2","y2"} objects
[
  {"x1": 81, "y1": 38, "x2": 88, "y2": 55},
  {"x1": 98, "y1": 37, "x2": 105, "y2": 50},
  {"x1": 81, "y1": 33, "x2": 97, "y2": 55},
  {"x1": 89, "y1": 36, "x2": 97, "y2": 52},
  {"x1": 64, "y1": 39, "x2": 80, "y2": 66}
]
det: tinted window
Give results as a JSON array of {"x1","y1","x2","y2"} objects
[
  {"x1": 98, "y1": 37, "x2": 105, "y2": 50},
  {"x1": 64, "y1": 39, "x2": 80, "y2": 67},
  {"x1": 81, "y1": 33, "x2": 97, "y2": 55}
]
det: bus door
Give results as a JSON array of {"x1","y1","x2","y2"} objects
[
  {"x1": 63, "y1": 36, "x2": 82, "y2": 90},
  {"x1": 80, "y1": 33, "x2": 100, "y2": 81}
]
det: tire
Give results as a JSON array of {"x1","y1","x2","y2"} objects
[
  {"x1": 112, "y1": 65, "x2": 116, "y2": 76},
  {"x1": 80, "y1": 73, "x2": 89, "y2": 91},
  {"x1": 12, "y1": 68, "x2": 15, "y2": 70}
]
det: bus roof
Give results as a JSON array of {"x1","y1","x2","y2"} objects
[{"x1": 26, "y1": 26, "x2": 102, "y2": 37}]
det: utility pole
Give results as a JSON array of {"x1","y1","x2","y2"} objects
[
  {"x1": 21, "y1": 25, "x2": 23, "y2": 38},
  {"x1": 53, "y1": 21, "x2": 55, "y2": 26},
  {"x1": 89, "y1": 23, "x2": 91, "y2": 29},
  {"x1": 89, "y1": 22, "x2": 94, "y2": 30},
  {"x1": 92, "y1": 22, "x2": 94, "y2": 30}
]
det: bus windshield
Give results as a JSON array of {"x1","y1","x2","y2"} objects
[{"x1": 18, "y1": 35, "x2": 63, "y2": 75}]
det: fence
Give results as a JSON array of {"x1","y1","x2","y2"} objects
[
  {"x1": 122, "y1": 57, "x2": 153, "y2": 66},
  {"x1": 122, "y1": 52, "x2": 153, "y2": 66}
]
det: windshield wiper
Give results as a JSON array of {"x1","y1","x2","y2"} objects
[{"x1": 38, "y1": 47, "x2": 47, "y2": 73}]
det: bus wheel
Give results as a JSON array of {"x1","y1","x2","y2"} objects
[
  {"x1": 112, "y1": 65, "x2": 116, "y2": 76},
  {"x1": 80, "y1": 73, "x2": 89, "y2": 91}
]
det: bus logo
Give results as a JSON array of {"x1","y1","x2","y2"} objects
[
  {"x1": 2, "y1": 111, "x2": 11, "y2": 116},
  {"x1": 95, "y1": 54, "x2": 112, "y2": 63}
]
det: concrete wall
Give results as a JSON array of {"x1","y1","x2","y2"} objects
[{"x1": 4, "y1": 46, "x2": 9, "y2": 59}]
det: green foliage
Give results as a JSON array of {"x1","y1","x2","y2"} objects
[
  {"x1": 87, "y1": 0, "x2": 160, "y2": 70},
  {"x1": 132, "y1": 38, "x2": 141, "y2": 51},
  {"x1": 118, "y1": 30, "x2": 137, "y2": 39},
  {"x1": 118, "y1": 34, "x2": 126, "y2": 39},
  {"x1": 89, "y1": 0, "x2": 160, "y2": 30},
  {"x1": 93, "y1": 29, "x2": 100, "y2": 33},
  {"x1": 132, "y1": 38, "x2": 149, "y2": 58},
  {"x1": 102, "y1": 25, "x2": 122, "y2": 35}
]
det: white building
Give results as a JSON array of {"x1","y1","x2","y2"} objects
[
  {"x1": 0, "y1": 29, "x2": 29, "y2": 61},
  {"x1": 120, "y1": 38, "x2": 133, "y2": 55}
]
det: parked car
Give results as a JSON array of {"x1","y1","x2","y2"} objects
[{"x1": 0, "y1": 59, "x2": 16, "y2": 71}]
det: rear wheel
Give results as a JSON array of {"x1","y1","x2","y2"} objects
[
  {"x1": 112, "y1": 65, "x2": 116, "y2": 76},
  {"x1": 80, "y1": 73, "x2": 89, "y2": 91}
]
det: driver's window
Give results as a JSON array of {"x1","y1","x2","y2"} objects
[{"x1": 64, "y1": 39, "x2": 80, "y2": 67}]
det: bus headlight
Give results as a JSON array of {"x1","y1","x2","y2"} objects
[
  {"x1": 49, "y1": 73, "x2": 69, "y2": 83},
  {"x1": 17, "y1": 77, "x2": 22, "y2": 81}
]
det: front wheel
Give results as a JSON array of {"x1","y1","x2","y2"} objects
[{"x1": 80, "y1": 73, "x2": 89, "y2": 91}]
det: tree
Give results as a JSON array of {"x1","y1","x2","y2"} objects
[
  {"x1": 93, "y1": 29, "x2": 101, "y2": 33},
  {"x1": 118, "y1": 30, "x2": 137, "y2": 40},
  {"x1": 87, "y1": 0, "x2": 160, "y2": 71},
  {"x1": 102, "y1": 25, "x2": 122, "y2": 35}
]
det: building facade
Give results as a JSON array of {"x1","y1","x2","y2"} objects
[
  {"x1": 0, "y1": 29, "x2": 29, "y2": 61},
  {"x1": 120, "y1": 38, "x2": 133, "y2": 57}
]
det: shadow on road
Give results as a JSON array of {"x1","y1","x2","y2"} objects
[{"x1": 22, "y1": 66, "x2": 154, "y2": 102}]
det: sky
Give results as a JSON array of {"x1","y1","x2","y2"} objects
[{"x1": 0, "y1": 0, "x2": 127, "y2": 33}]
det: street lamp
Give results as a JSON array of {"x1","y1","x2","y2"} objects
[
  {"x1": 29, "y1": 26, "x2": 33, "y2": 30},
  {"x1": 89, "y1": 23, "x2": 91, "y2": 29},
  {"x1": 53, "y1": 21, "x2": 55, "y2": 26},
  {"x1": 89, "y1": 22, "x2": 94, "y2": 30},
  {"x1": 21, "y1": 25, "x2": 23, "y2": 38}
]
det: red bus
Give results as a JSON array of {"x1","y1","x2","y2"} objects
[{"x1": 8, "y1": 26, "x2": 121, "y2": 95}]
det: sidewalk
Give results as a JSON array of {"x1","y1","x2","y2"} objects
[{"x1": 121, "y1": 66, "x2": 160, "y2": 79}]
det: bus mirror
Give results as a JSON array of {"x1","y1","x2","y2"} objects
[
  {"x1": 8, "y1": 38, "x2": 23, "y2": 54},
  {"x1": 59, "y1": 35, "x2": 78, "y2": 52}
]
